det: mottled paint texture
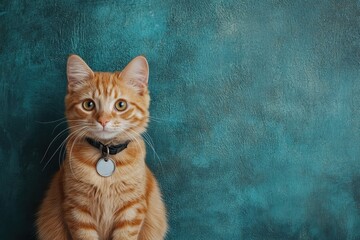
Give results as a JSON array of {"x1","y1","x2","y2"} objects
[{"x1": 1, "y1": 0, "x2": 360, "y2": 239}]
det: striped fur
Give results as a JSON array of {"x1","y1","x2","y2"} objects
[{"x1": 36, "y1": 55, "x2": 167, "y2": 240}]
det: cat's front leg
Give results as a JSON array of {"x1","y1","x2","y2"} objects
[
  {"x1": 112, "y1": 218, "x2": 145, "y2": 240},
  {"x1": 64, "y1": 205, "x2": 100, "y2": 240},
  {"x1": 111, "y1": 199, "x2": 147, "y2": 240}
]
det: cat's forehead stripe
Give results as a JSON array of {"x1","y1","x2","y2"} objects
[{"x1": 92, "y1": 73, "x2": 122, "y2": 98}]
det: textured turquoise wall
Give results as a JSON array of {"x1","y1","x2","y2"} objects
[{"x1": 1, "y1": 0, "x2": 360, "y2": 239}]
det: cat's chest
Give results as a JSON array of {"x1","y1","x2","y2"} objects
[
  {"x1": 90, "y1": 184, "x2": 124, "y2": 239},
  {"x1": 90, "y1": 179, "x2": 129, "y2": 213},
  {"x1": 89, "y1": 178, "x2": 145, "y2": 238}
]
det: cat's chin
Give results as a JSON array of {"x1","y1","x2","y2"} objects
[{"x1": 90, "y1": 131, "x2": 121, "y2": 141}]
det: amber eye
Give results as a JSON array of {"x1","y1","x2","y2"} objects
[
  {"x1": 115, "y1": 99, "x2": 127, "y2": 111},
  {"x1": 82, "y1": 99, "x2": 95, "y2": 111}
]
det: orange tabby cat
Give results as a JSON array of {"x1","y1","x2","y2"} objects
[{"x1": 36, "y1": 55, "x2": 167, "y2": 240}]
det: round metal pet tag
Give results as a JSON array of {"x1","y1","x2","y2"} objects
[{"x1": 96, "y1": 158, "x2": 115, "y2": 177}]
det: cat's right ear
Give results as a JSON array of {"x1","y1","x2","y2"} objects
[{"x1": 67, "y1": 55, "x2": 94, "y2": 90}]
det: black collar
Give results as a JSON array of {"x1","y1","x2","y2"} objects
[{"x1": 86, "y1": 137, "x2": 130, "y2": 155}]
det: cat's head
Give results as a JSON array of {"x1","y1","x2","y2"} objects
[{"x1": 65, "y1": 55, "x2": 150, "y2": 143}]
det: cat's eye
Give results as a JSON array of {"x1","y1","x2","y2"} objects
[
  {"x1": 115, "y1": 99, "x2": 127, "y2": 111},
  {"x1": 82, "y1": 99, "x2": 95, "y2": 111}
]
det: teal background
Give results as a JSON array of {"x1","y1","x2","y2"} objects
[{"x1": 1, "y1": 0, "x2": 360, "y2": 239}]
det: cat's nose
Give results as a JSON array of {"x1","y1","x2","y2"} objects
[{"x1": 98, "y1": 117, "x2": 110, "y2": 127}]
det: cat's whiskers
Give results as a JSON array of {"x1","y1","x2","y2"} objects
[
  {"x1": 114, "y1": 131, "x2": 139, "y2": 177},
  {"x1": 142, "y1": 132, "x2": 156, "y2": 151},
  {"x1": 148, "y1": 117, "x2": 162, "y2": 123},
  {"x1": 57, "y1": 122, "x2": 94, "y2": 168},
  {"x1": 149, "y1": 116, "x2": 168, "y2": 122},
  {"x1": 52, "y1": 119, "x2": 90, "y2": 134},
  {"x1": 128, "y1": 128, "x2": 157, "y2": 157},
  {"x1": 123, "y1": 130, "x2": 145, "y2": 158},
  {"x1": 42, "y1": 126, "x2": 89, "y2": 171},
  {"x1": 127, "y1": 128, "x2": 164, "y2": 174},
  {"x1": 68, "y1": 128, "x2": 89, "y2": 181},
  {"x1": 141, "y1": 131, "x2": 163, "y2": 171},
  {"x1": 121, "y1": 131, "x2": 152, "y2": 185},
  {"x1": 149, "y1": 116, "x2": 166, "y2": 120},
  {"x1": 40, "y1": 124, "x2": 87, "y2": 164},
  {"x1": 36, "y1": 117, "x2": 67, "y2": 124},
  {"x1": 58, "y1": 137, "x2": 66, "y2": 169}
]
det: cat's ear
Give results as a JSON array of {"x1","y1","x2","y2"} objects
[
  {"x1": 120, "y1": 56, "x2": 149, "y2": 94},
  {"x1": 67, "y1": 55, "x2": 94, "y2": 90}
]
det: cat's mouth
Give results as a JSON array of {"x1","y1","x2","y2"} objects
[{"x1": 97, "y1": 128, "x2": 112, "y2": 133}]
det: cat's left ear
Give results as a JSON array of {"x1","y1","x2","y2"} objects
[{"x1": 120, "y1": 56, "x2": 149, "y2": 94}]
